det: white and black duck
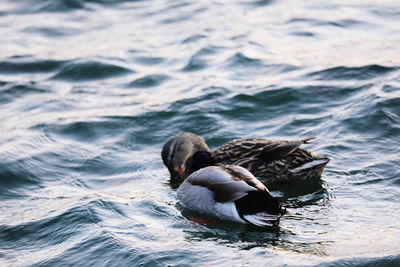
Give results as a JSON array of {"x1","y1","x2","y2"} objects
[
  {"x1": 177, "y1": 152, "x2": 285, "y2": 226},
  {"x1": 162, "y1": 132, "x2": 329, "y2": 185}
]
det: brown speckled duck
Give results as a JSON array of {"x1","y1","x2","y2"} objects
[{"x1": 161, "y1": 132, "x2": 330, "y2": 185}]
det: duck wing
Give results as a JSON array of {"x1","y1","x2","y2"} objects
[
  {"x1": 258, "y1": 137, "x2": 316, "y2": 162},
  {"x1": 213, "y1": 137, "x2": 315, "y2": 163},
  {"x1": 187, "y1": 165, "x2": 267, "y2": 203}
]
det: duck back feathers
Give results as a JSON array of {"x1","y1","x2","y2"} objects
[
  {"x1": 183, "y1": 165, "x2": 267, "y2": 203},
  {"x1": 212, "y1": 138, "x2": 329, "y2": 184},
  {"x1": 177, "y1": 165, "x2": 285, "y2": 226}
]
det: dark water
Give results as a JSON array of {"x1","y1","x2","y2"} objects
[{"x1": 1, "y1": 0, "x2": 400, "y2": 266}]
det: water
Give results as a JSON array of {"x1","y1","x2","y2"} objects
[{"x1": 1, "y1": 0, "x2": 400, "y2": 266}]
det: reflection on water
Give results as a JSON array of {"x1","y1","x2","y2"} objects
[{"x1": 182, "y1": 216, "x2": 332, "y2": 257}]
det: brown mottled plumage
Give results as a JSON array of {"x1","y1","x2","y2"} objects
[{"x1": 212, "y1": 138, "x2": 330, "y2": 185}]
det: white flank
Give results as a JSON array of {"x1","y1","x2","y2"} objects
[
  {"x1": 214, "y1": 202, "x2": 246, "y2": 223},
  {"x1": 243, "y1": 213, "x2": 280, "y2": 227},
  {"x1": 289, "y1": 159, "x2": 329, "y2": 173}
]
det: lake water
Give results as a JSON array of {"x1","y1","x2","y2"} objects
[{"x1": 1, "y1": 0, "x2": 400, "y2": 266}]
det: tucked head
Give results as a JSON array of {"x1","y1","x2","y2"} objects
[{"x1": 161, "y1": 132, "x2": 211, "y2": 184}]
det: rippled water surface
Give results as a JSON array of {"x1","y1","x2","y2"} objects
[{"x1": 1, "y1": 0, "x2": 400, "y2": 266}]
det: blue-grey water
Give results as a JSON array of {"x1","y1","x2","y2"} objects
[{"x1": 1, "y1": 0, "x2": 400, "y2": 266}]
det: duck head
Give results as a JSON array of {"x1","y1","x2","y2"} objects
[{"x1": 161, "y1": 132, "x2": 211, "y2": 184}]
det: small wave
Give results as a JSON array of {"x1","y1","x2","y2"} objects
[
  {"x1": 181, "y1": 56, "x2": 206, "y2": 71},
  {"x1": 169, "y1": 86, "x2": 228, "y2": 110},
  {"x1": 225, "y1": 53, "x2": 297, "y2": 77},
  {"x1": 285, "y1": 17, "x2": 365, "y2": 29},
  {"x1": 5, "y1": 0, "x2": 84, "y2": 14},
  {"x1": 133, "y1": 56, "x2": 165, "y2": 66},
  {"x1": 203, "y1": 87, "x2": 299, "y2": 126},
  {"x1": 290, "y1": 31, "x2": 315, "y2": 37},
  {"x1": 40, "y1": 120, "x2": 128, "y2": 142},
  {"x1": 126, "y1": 74, "x2": 169, "y2": 88},
  {"x1": 23, "y1": 197, "x2": 155, "y2": 266},
  {"x1": 181, "y1": 34, "x2": 207, "y2": 44},
  {"x1": 285, "y1": 17, "x2": 318, "y2": 25},
  {"x1": 341, "y1": 95, "x2": 400, "y2": 139},
  {"x1": 382, "y1": 84, "x2": 400, "y2": 94},
  {"x1": 69, "y1": 152, "x2": 132, "y2": 177},
  {"x1": 35, "y1": 233, "x2": 137, "y2": 266},
  {"x1": 160, "y1": 14, "x2": 193, "y2": 25},
  {"x1": 0, "y1": 162, "x2": 39, "y2": 199},
  {"x1": 320, "y1": 253, "x2": 400, "y2": 267},
  {"x1": 6, "y1": 0, "x2": 136, "y2": 14},
  {"x1": 158, "y1": 3, "x2": 206, "y2": 25},
  {"x1": 371, "y1": 7, "x2": 400, "y2": 18},
  {"x1": 307, "y1": 65, "x2": 397, "y2": 81},
  {"x1": 0, "y1": 199, "x2": 101, "y2": 244},
  {"x1": 226, "y1": 52, "x2": 262, "y2": 68},
  {"x1": 0, "y1": 58, "x2": 66, "y2": 74},
  {"x1": 230, "y1": 87, "x2": 298, "y2": 107},
  {"x1": 0, "y1": 199, "x2": 104, "y2": 265},
  {"x1": 102, "y1": 110, "x2": 181, "y2": 147},
  {"x1": 240, "y1": 0, "x2": 275, "y2": 7},
  {"x1": 22, "y1": 26, "x2": 82, "y2": 38},
  {"x1": 181, "y1": 47, "x2": 219, "y2": 72},
  {"x1": 51, "y1": 60, "x2": 133, "y2": 81},
  {"x1": 0, "y1": 81, "x2": 49, "y2": 104},
  {"x1": 317, "y1": 19, "x2": 364, "y2": 28}
]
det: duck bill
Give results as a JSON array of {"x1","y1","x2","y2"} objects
[{"x1": 170, "y1": 168, "x2": 184, "y2": 184}]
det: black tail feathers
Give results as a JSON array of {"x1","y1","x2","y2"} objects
[{"x1": 235, "y1": 191, "x2": 285, "y2": 217}]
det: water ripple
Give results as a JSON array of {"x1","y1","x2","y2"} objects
[
  {"x1": 0, "y1": 81, "x2": 49, "y2": 104},
  {"x1": 51, "y1": 60, "x2": 133, "y2": 81},
  {"x1": 126, "y1": 74, "x2": 169, "y2": 88},
  {"x1": 23, "y1": 26, "x2": 82, "y2": 38},
  {"x1": 226, "y1": 52, "x2": 263, "y2": 68},
  {"x1": 1, "y1": 0, "x2": 400, "y2": 265},
  {"x1": 181, "y1": 47, "x2": 219, "y2": 72},
  {"x1": 0, "y1": 58, "x2": 66, "y2": 74},
  {"x1": 308, "y1": 65, "x2": 397, "y2": 81}
]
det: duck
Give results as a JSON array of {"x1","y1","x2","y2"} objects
[
  {"x1": 213, "y1": 137, "x2": 330, "y2": 185},
  {"x1": 177, "y1": 151, "x2": 285, "y2": 226},
  {"x1": 162, "y1": 132, "x2": 211, "y2": 184},
  {"x1": 162, "y1": 132, "x2": 329, "y2": 185}
]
